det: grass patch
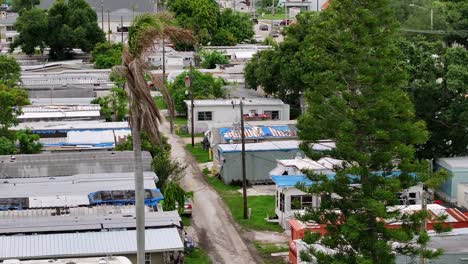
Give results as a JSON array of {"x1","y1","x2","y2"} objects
[
  {"x1": 185, "y1": 248, "x2": 212, "y2": 264},
  {"x1": 174, "y1": 116, "x2": 188, "y2": 126},
  {"x1": 204, "y1": 172, "x2": 282, "y2": 232},
  {"x1": 182, "y1": 215, "x2": 191, "y2": 227},
  {"x1": 154, "y1": 96, "x2": 167, "y2": 110},
  {"x1": 185, "y1": 144, "x2": 211, "y2": 163},
  {"x1": 253, "y1": 241, "x2": 289, "y2": 264},
  {"x1": 259, "y1": 12, "x2": 287, "y2": 20},
  {"x1": 177, "y1": 131, "x2": 205, "y2": 138}
]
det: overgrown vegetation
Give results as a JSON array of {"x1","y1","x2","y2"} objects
[
  {"x1": 12, "y1": 0, "x2": 105, "y2": 59},
  {"x1": 253, "y1": 241, "x2": 289, "y2": 264},
  {"x1": 200, "y1": 50, "x2": 229, "y2": 69},
  {"x1": 184, "y1": 248, "x2": 212, "y2": 264},
  {"x1": 203, "y1": 169, "x2": 282, "y2": 232},
  {"x1": 168, "y1": 0, "x2": 254, "y2": 46},
  {"x1": 170, "y1": 70, "x2": 225, "y2": 113},
  {"x1": 91, "y1": 42, "x2": 123, "y2": 69},
  {"x1": 185, "y1": 144, "x2": 210, "y2": 163}
]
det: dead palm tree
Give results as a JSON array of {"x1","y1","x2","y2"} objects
[{"x1": 113, "y1": 13, "x2": 193, "y2": 264}]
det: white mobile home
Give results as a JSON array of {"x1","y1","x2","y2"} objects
[
  {"x1": 185, "y1": 98, "x2": 290, "y2": 133},
  {"x1": 437, "y1": 156, "x2": 468, "y2": 203}
]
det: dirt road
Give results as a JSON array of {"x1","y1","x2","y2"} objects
[{"x1": 160, "y1": 124, "x2": 259, "y2": 264}]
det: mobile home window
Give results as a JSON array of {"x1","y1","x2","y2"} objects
[
  {"x1": 264, "y1": 110, "x2": 280, "y2": 120},
  {"x1": 145, "y1": 253, "x2": 151, "y2": 264},
  {"x1": 291, "y1": 195, "x2": 314, "y2": 210},
  {"x1": 280, "y1": 192, "x2": 285, "y2": 212},
  {"x1": 198, "y1": 111, "x2": 213, "y2": 121}
]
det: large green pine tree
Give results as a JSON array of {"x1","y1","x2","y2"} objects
[{"x1": 296, "y1": 0, "x2": 448, "y2": 263}]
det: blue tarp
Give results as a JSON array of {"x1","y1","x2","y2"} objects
[{"x1": 271, "y1": 171, "x2": 415, "y2": 188}]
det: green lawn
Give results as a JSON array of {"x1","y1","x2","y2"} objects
[
  {"x1": 154, "y1": 96, "x2": 167, "y2": 109},
  {"x1": 182, "y1": 215, "x2": 191, "y2": 226},
  {"x1": 174, "y1": 116, "x2": 188, "y2": 126},
  {"x1": 177, "y1": 131, "x2": 205, "y2": 138},
  {"x1": 185, "y1": 248, "x2": 212, "y2": 264},
  {"x1": 185, "y1": 144, "x2": 211, "y2": 163},
  {"x1": 253, "y1": 241, "x2": 289, "y2": 264},
  {"x1": 203, "y1": 170, "x2": 282, "y2": 232}
]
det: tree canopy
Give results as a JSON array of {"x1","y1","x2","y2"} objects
[
  {"x1": 251, "y1": 0, "x2": 452, "y2": 262},
  {"x1": 400, "y1": 39, "x2": 468, "y2": 158},
  {"x1": 10, "y1": 0, "x2": 40, "y2": 13},
  {"x1": 12, "y1": 0, "x2": 105, "y2": 58},
  {"x1": 91, "y1": 42, "x2": 123, "y2": 69},
  {"x1": 200, "y1": 50, "x2": 229, "y2": 69},
  {"x1": 169, "y1": 0, "x2": 254, "y2": 46},
  {"x1": 0, "y1": 84, "x2": 29, "y2": 137},
  {"x1": 169, "y1": 70, "x2": 225, "y2": 113},
  {"x1": 0, "y1": 55, "x2": 21, "y2": 86},
  {"x1": 17, "y1": 129, "x2": 43, "y2": 154}
]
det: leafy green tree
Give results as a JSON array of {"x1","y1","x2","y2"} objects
[
  {"x1": 401, "y1": 39, "x2": 468, "y2": 158},
  {"x1": 46, "y1": 0, "x2": 105, "y2": 59},
  {"x1": 152, "y1": 151, "x2": 186, "y2": 191},
  {"x1": 11, "y1": 8, "x2": 48, "y2": 55},
  {"x1": 169, "y1": 0, "x2": 219, "y2": 45},
  {"x1": 169, "y1": 0, "x2": 254, "y2": 46},
  {"x1": 294, "y1": 0, "x2": 448, "y2": 263},
  {"x1": 0, "y1": 55, "x2": 21, "y2": 86},
  {"x1": 91, "y1": 87, "x2": 128, "y2": 121},
  {"x1": 0, "y1": 137, "x2": 16, "y2": 155},
  {"x1": 445, "y1": 0, "x2": 468, "y2": 47},
  {"x1": 0, "y1": 84, "x2": 30, "y2": 137},
  {"x1": 245, "y1": 12, "x2": 319, "y2": 112},
  {"x1": 16, "y1": 129, "x2": 42, "y2": 154},
  {"x1": 169, "y1": 70, "x2": 225, "y2": 113},
  {"x1": 10, "y1": 0, "x2": 40, "y2": 13},
  {"x1": 91, "y1": 42, "x2": 123, "y2": 69},
  {"x1": 211, "y1": 28, "x2": 237, "y2": 46},
  {"x1": 217, "y1": 9, "x2": 254, "y2": 44},
  {"x1": 261, "y1": 35, "x2": 278, "y2": 46},
  {"x1": 200, "y1": 50, "x2": 229, "y2": 69}
]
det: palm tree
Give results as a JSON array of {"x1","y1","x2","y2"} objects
[{"x1": 114, "y1": 13, "x2": 193, "y2": 264}]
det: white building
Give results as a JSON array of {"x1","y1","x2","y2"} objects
[
  {"x1": 18, "y1": 105, "x2": 102, "y2": 122},
  {"x1": 270, "y1": 157, "x2": 425, "y2": 229},
  {"x1": 269, "y1": 156, "x2": 345, "y2": 176},
  {"x1": 185, "y1": 98, "x2": 290, "y2": 133},
  {"x1": 2, "y1": 256, "x2": 133, "y2": 264}
]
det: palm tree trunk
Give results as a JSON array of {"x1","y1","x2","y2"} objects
[{"x1": 132, "y1": 113, "x2": 146, "y2": 264}]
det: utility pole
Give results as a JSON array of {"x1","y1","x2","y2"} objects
[
  {"x1": 271, "y1": 0, "x2": 275, "y2": 16},
  {"x1": 185, "y1": 61, "x2": 195, "y2": 147},
  {"x1": 190, "y1": 60, "x2": 194, "y2": 147},
  {"x1": 240, "y1": 99, "x2": 248, "y2": 219},
  {"x1": 107, "y1": 9, "x2": 110, "y2": 42},
  {"x1": 120, "y1": 16, "x2": 123, "y2": 43},
  {"x1": 101, "y1": 0, "x2": 104, "y2": 32},
  {"x1": 430, "y1": 8, "x2": 433, "y2": 31},
  {"x1": 162, "y1": 38, "x2": 166, "y2": 82},
  {"x1": 420, "y1": 160, "x2": 432, "y2": 264}
]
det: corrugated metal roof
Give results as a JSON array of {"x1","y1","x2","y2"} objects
[
  {"x1": 185, "y1": 98, "x2": 286, "y2": 106},
  {"x1": 0, "y1": 210, "x2": 181, "y2": 234},
  {"x1": 0, "y1": 205, "x2": 154, "y2": 218},
  {"x1": 0, "y1": 228, "x2": 184, "y2": 260},
  {"x1": 0, "y1": 172, "x2": 157, "y2": 198},
  {"x1": 10, "y1": 256, "x2": 133, "y2": 264},
  {"x1": 437, "y1": 157, "x2": 468, "y2": 171},
  {"x1": 0, "y1": 151, "x2": 152, "y2": 178},
  {"x1": 218, "y1": 140, "x2": 301, "y2": 153},
  {"x1": 15, "y1": 121, "x2": 129, "y2": 131},
  {"x1": 277, "y1": 157, "x2": 344, "y2": 171}
]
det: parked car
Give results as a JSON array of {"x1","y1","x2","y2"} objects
[
  {"x1": 272, "y1": 31, "x2": 280, "y2": 38},
  {"x1": 259, "y1": 24, "x2": 269, "y2": 31},
  {"x1": 273, "y1": 21, "x2": 280, "y2": 27},
  {"x1": 252, "y1": 18, "x2": 259, "y2": 24},
  {"x1": 280, "y1": 19, "x2": 292, "y2": 26},
  {"x1": 183, "y1": 197, "x2": 193, "y2": 215}
]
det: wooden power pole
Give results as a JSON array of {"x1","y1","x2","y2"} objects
[{"x1": 240, "y1": 99, "x2": 248, "y2": 219}]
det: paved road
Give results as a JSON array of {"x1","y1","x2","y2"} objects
[{"x1": 160, "y1": 123, "x2": 260, "y2": 263}]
